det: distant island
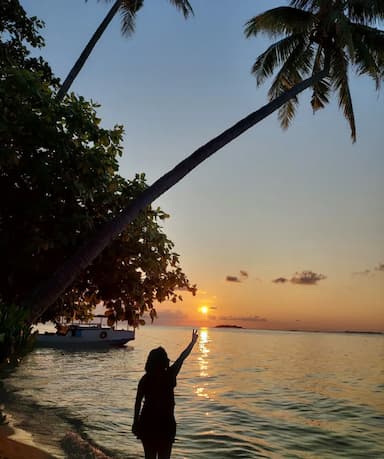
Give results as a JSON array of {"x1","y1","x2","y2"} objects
[{"x1": 215, "y1": 325, "x2": 243, "y2": 329}]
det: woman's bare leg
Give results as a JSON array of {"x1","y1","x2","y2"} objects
[
  {"x1": 158, "y1": 441, "x2": 172, "y2": 459},
  {"x1": 142, "y1": 441, "x2": 157, "y2": 459}
]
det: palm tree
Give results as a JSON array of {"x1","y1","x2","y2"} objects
[
  {"x1": 27, "y1": 1, "x2": 383, "y2": 323},
  {"x1": 245, "y1": 0, "x2": 384, "y2": 141},
  {"x1": 56, "y1": 0, "x2": 193, "y2": 100}
]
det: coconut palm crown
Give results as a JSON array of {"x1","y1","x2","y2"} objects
[
  {"x1": 245, "y1": 0, "x2": 384, "y2": 141},
  {"x1": 108, "y1": 0, "x2": 194, "y2": 36}
]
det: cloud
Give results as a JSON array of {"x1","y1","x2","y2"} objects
[
  {"x1": 291, "y1": 271, "x2": 327, "y2": 285},
  {"x1": 226, "y1": 270, "x2": 250, "y2": 283},
  {"x1": 226, "y1": 276, "x2": 241, "y2": 283},
  {"x1": 272, "y1": 277, "x2": 289, "y2": 284},
  {"x1": 351, "y1": 263, "x2": 384, "y2": 278},
  {"x1": 375, "y1": 263, "x2": 384, "y2": 272},
  {"x1": 220, "y1": 315, "x2": 268, "y2": 323},
  {"x1": 273, "y1": 271, "x2": 327, "y2": 285},
  {"x1": 352, "y1": 269, "x2": 371, "y2": 277}
]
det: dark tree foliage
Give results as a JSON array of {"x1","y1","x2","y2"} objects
[{"x1": 0, "y1": 0, "x2": 195, "y2": 355}]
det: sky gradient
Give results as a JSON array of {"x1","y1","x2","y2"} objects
[{"x1": 22, "y1": 0, "x2": 384, "y2": 331}]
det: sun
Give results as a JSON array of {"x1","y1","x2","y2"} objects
[{"x1": 199, "y1": 305, "x2": 209, "y2": 315}]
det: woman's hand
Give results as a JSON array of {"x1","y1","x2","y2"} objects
[
  {"x1": 191, "y1": 329, "x2": 198, "y2": 344},
  {"x1": 132, "y1": 421, "x2": 140, "y2": 438}
]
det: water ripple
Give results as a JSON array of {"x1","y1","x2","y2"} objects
[{"x1": 2, "y1": 327, "x2": 384, "y2": 458}]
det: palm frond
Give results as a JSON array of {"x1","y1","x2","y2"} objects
[
  {"x1": 352, "y1": 23, "x2": 384, "y2": 60},
  {"x1": 331, "y1": 48, "x2": 356, "y2": 142},
  {"x1": 289, "y1": 0, "x2": 326, "y2": 12},
  {"x1": 351, "y1": 23, "x2": 384, "y2": 88},
  {"x1": 347, "y1": 0, "x2": 384, "y2": 23},
  {"x1": 353, "y1": 37, "x2": 382, "y2": 89},
  {"x1": 268, "y1": 39, "x2": 314, "y2": 128},
  {"x1": 312, "y1": 42, "x2": 324, "y2": 73},
  {"x1": 311, "y1": 46, "x2": 331, "y2": 110},
  {"x1": 245, "y1": 7, "x2": 314, "y2": 39},
  {"x1": 311, "y1": 78, "x2": 331, "y2": 110},
  {"x1": 278, "y1": 95, "x2": 299, "y2": 130},
  {"x1": 249, "y1": 0, "x2": 383, "y2": 142},
  {"x1": 119, "y1": 0, "x2": 144, "y2": 36},
  {"x1": 268, "y1": 39, "x2": 314, "y2": 99},
  {"x1": 291, "y1": 0, "x2": 384, "y2": 23},
  {"x1": 332, "y1": 11, "x2": 355, "y2": 61},
  {"x1": 251, "y1": 34, "x2": 303, "y2": 86},
  {"x1": 116, "y1": 0, "x2": 193, "y2": 36},
  {"x1": 168, "y1": 0, "x2": 194, "y2": 18}
]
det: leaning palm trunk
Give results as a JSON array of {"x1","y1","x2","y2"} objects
[
  {"x1": 56, "y1": 0, "x2": 122, "y2": 101},
  {"x1": 26, "y1": 67, "x2": 328, "y2": 323}
]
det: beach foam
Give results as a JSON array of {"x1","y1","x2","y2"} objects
[{"x1": 61, "y1": 432, "x2": 112, "y2": 459}]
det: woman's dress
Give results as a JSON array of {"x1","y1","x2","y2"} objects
[{"x1": 137, "y1": 365, "x2": 178, "y2": 444}]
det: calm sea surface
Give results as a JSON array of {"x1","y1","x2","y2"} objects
[{"x1": 2, "y1": 326, "x2": 384, "y2": 458}]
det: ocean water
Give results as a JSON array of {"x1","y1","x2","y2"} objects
[{"x1": 1, "y1": 326, "x2": 384, "y2": 458}]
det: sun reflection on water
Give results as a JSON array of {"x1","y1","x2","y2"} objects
[
  {"x1": 196, "y1": 328, "x2": 211, "y2": 399},
  {"x1": 198, "y1": 328, "x2": 210, "y2": 374},
  {"x1": 5, "y1": 327, "x2": 384, "y2": 458},
  {"x1": 199, "y1": 328, "x2": 209, "y2": 348}
]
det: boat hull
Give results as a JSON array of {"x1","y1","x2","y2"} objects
[{"x1": 36, "y1": 327, "x2": 135, "y2": 347}]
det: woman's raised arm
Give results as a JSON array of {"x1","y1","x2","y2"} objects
[{"x1": 171, "y1": 329, "x2": 198, "y2": 376}]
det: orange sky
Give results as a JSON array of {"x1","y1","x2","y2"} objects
[{"x1": 149, "y1": 267, "x2": 384, "y2": 332}]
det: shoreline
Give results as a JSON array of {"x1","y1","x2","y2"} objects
[
  {"x1": 0, "y1": 422, "x2": 55, "y2": 459},
  {"x1": 0, "y1": 409, "x2": 115, "y2": 459}
]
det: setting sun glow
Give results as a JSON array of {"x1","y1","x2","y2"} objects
[{"x1": 199, "y1": 305, "x2": 208, "y2": 315}]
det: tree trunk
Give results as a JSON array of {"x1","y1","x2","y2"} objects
[
  {"x1": 56, "y1": 0, "x2": 122, "y2": 101},
  {"x1": 26, "y1": 68, "x2": 328, "y2": 323}
]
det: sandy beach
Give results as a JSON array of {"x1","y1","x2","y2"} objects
[
  {"x1": 0, "y1": 404, "x2": 115, "y2": 459},
  {"x1": 0, "y1": 420, "x2": 115, "y2": 459},
  {"x1": 0, "y1": 423, "x2": 55, "y2": 459}
]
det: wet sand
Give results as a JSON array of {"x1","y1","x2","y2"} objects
[
  {"x1": 0, "y1": 424, "x2": 55, "y2": 459},
  {"x1": 0, "y1": 408, "x2": 115, "y2": 459}
]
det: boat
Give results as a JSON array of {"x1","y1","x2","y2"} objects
[{"x1": 36, "y1": 315, "x2": 135, "y2": 348}]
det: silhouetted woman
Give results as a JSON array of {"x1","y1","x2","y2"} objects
[{"x1": 132, "y1": 330, "x2": 198, "y2": 459}]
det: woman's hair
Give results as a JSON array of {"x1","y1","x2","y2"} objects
[{"x1": 145, "y1": 346, "x2": 170, "y2": 374}]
